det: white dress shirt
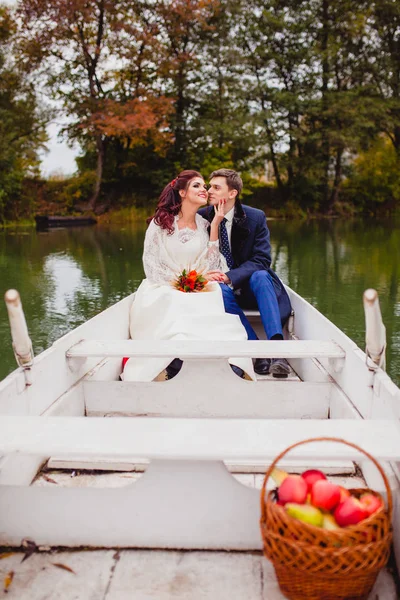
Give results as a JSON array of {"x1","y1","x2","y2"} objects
[
  {"x1": 214, "y1": 205, "x2": 235, "y2": 283},
  {"x1": 215, "y1": 205, "x2": 235, "y2": 248},
  {"x1": 223, "y1": 206, "x2": 235, "y2": 248}
]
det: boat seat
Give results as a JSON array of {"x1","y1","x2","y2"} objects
[
  {"x1": 0, "y1": 416, "x2": 399, "y2": 462},
  {"x1": 63, "y1": 339, "x2": 347, "y2": 422},
  {"x1": 67, "y1": 339, "x2": 345, "y2": 362},
  {"x1": 0, "y1": 416, "x2": 398, "y2": 550}
]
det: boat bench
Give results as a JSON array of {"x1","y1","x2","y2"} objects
[
  {"x1": 0, "y1": 416, "x2": 398, "y2": 461},
  {"x1": 67, "y1": 339, "x2": 345, "y2": 362},
  {"x1": 0, "y1": 416, "x2": 399, "y2": 549},
  {"x1": 64, "y1": 339, "x2": 347, "y2": 420}
]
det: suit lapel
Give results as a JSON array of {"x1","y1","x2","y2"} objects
[{"x1": 231, "y1": 201, "x2": 250, "y2": 262}]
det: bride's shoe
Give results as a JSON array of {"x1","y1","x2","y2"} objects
[
  {"x1": 166, "y1": 361, "x2": 244, "y2": 380},
  {"x1": 166, "y1": 358, "x2": 183, "y2": 380}
]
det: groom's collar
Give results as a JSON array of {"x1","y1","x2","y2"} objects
[
  {"x1": 203, "y1": 199, "x2": 245, "y2": 224},
  {"x1": 215, "y1": 205, "x2": 234, "y2": 222}
]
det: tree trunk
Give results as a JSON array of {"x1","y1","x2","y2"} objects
[
  {"x1": 269, "y1": 140, "x2": 283, "y2": 191},
  {"x1": 394, "y1": 124, "x2": 400, "y2": 157},
  {"x1": 217, "y1": 65, "x2": 225, "y2": 149},
  {"x1": 320, "y1": 0, "x2": 331, "y2": 210},
  {"x1": 261, "y1": 105, "x2": 283, "y2": 190},
  {"x1": 256, "y1": 67, "x2": 284, "y2": 191},
  {"x1": 328, "y1": 147, "x2": 343, "y2": 210},
  {"x1": 287, "y1": 118, "x2": 296, "y2": 191},
  {"x1": 173, "y1": 65, "x2": 186, "y2": 165},
  {"x1": 88, "y1": 134, "x2": 105, "y2": 211}
]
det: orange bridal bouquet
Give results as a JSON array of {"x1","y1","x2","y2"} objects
[{"x1": 173, "y1": 269, "x2": 207, "y2": 293}]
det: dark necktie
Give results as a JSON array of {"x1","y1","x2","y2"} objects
[{"x1": 219, "y1": 218, "x2": 234, "y2": 269}]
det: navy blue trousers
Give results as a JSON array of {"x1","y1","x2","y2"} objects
[{"x1": 220, "y1": 271, "x2": 283, "y2": 340}]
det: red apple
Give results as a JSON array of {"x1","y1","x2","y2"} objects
[
  {"x1": 301, "y1": 469, "x2": 327, "y2": 492},
  {"x1": 310, "y1": 480, "x2": 341, "y2": 511},
  {"x1": 278, "y1": 475, "x2": 308, "y2": 505},
  {"x1": 334, "y1": 497, "x2": 368, "y2": 527},
  {"x1": 359, "y1": 493, "x2": 383, "y2": 517}
]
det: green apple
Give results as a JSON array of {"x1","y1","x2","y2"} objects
[
  {"x1": 285, "y1": 502, "x2": 323, "y2": 527},
  {"x1": 270, "y1": 467, "x2": 289, "y2": 486},
  {"x1": 322, "y1": 513, "x2": 340, "y2": 530}
]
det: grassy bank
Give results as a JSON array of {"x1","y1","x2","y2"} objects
[
  {"x1": 0, "y1": 219, "x2": 35, "y2": 229},
  {"x1": 96, "y1": 205, "x2": 152, "y2": 225}
]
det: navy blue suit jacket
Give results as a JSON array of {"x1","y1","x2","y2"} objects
[{"x1": 198, "y1": 202, "x2": 292, "y2": 326}]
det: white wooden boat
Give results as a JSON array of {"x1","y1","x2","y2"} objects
[{"x1": 0, "y1": 286, "x2": 399, "y2": 599}]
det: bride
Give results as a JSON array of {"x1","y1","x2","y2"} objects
[{"x1": 122, "y1": 169, "x2": 255, "y2": 381}]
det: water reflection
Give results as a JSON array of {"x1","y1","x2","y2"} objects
[
  {"x1": 0, "y1": 225, "x2": 146, "y2": 375},
  {"x1": 269, "y1": 218, "x2": 400, "y2": 385},
  {"x1": 44, "y1": 253, "x2": 98, "y2": 315},
  {"x1": 42, "y1": 252, "x2": 103, "y2": 342},
  {"x1": 0, "y1": 218, "x2": 399, "y2": 386}
]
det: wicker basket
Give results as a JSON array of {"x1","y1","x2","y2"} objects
[{"x1": 260, "y1": 437, "x2": 393, "y2": 600}]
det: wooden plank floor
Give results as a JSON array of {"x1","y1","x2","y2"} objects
[{"x1": 0, "y1": 549, "x2": 396, "y2": 599}]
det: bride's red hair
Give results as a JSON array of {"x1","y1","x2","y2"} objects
[{"x1": 148, "y1": 170, "x2": 203, "y2": 234}]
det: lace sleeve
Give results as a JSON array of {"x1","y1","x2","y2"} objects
[
  {"x1": 197, "y1": 216, "x2": 226, "y2": 272},
  {"x1": 204, "y1": 240, "x2": 222, "y2": 270},
  {"x1": 142, "y1": 220, "x2": 177, "y2": 284}
]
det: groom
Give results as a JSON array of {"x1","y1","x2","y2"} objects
[{"x1": 199, "y1": 168, "x2": 292, "y2": 377}]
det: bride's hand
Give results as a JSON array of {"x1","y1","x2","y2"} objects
[
  {"x1": 206, "y1": 270, "x2": 226, "y2": 282},
  {"x1": 211, "y1": 199, "x2": 226, "y2": 227},
  {"x1": 209, "y1": 199, "x2": 226, "y2": 242}
]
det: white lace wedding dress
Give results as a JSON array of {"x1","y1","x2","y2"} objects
[{"x1": 123, "y1": 214, "x2": 255, "y2": 381}]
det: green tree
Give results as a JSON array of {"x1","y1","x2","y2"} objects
[
  {"x1": 237, "y1": 0, "x2": 317, "y2": 199},
  {"x1": 181, "y1": 0, "x2": 258, "y2": 175},
  {"x1": 153, "y1": 0, "x2": 221, "y2": 169},
  {"x1": 368, "y1": 1, "x2": 400, "y2": 157},
  {"x1": 345, "y1": 136, "x2": 400, "y2": 211},
  {"x1": 302, "y1": 0, "x2": 374, "y2": 210},
  {"x1": 237, "y1": 0, "x2": 387, "y2": 211},
  {"x1": 0, "y1": 4, "x2": 47, "y2": 222}
]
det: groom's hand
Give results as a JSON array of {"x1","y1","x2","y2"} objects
[
  {"x1": 207, "y1": 271, "x2": 231, "y2": 284},
  {"x1": 220, "y1": 274, "x2": 231, "y2": 284}
]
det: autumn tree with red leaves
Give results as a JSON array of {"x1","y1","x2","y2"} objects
[{"x1": 17, "y1": 0, "x2": 172, "y2": 211}]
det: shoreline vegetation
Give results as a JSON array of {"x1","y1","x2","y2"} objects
[
  {"x1": 1, "y1": 193, "x2": 399, "y2": 230},
  {"x1": 2, "y1": 162, "x2": 399, "y2": 230},
  {"x1": 1, "y1": 1, "x2": 400, "y2": 225}
]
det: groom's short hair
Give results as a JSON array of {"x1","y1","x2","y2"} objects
[{"x1": 210, "y1": 169, "x2": 243, "y2": 196}]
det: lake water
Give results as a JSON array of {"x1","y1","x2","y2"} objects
[{"x1": 0, "y1": 218, "x2": 399, "y2": 386}]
